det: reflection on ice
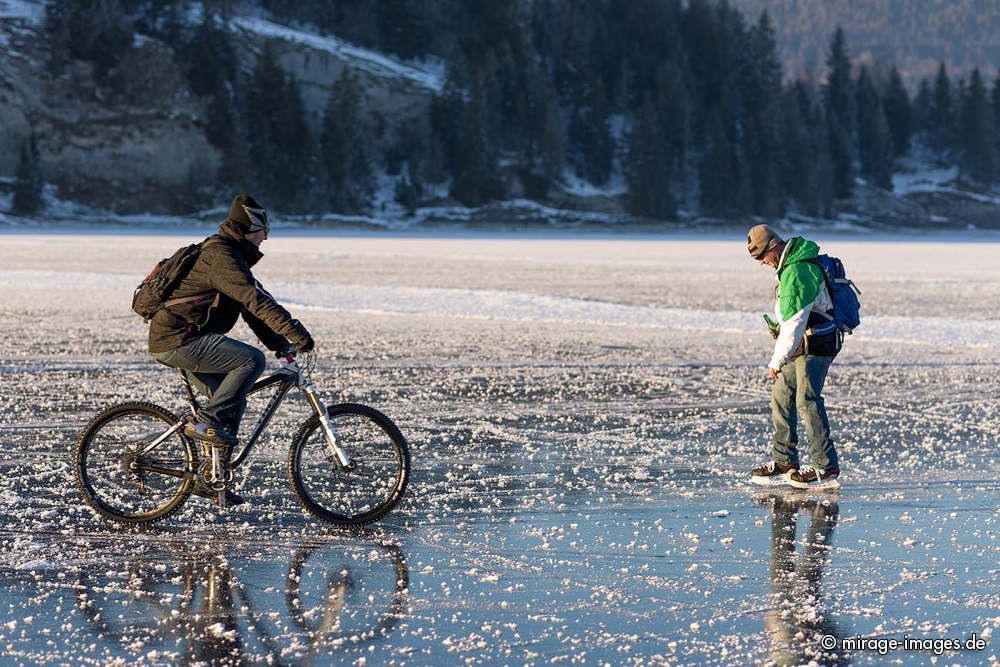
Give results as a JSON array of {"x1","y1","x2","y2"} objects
[
  {"x1": 32, "y1": 537, "x2": 409, "y2": 664},
  {"x1": 757, "y1": 491, "x2": 845, "y2": 666}
]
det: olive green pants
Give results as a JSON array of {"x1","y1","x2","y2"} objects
[{"x1": 770, "y1": 354, "x2": 839, "y2": 470}]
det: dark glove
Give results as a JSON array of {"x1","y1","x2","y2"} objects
[
  {"x1": 276, "y1": 343, "x2": 297, "y2": 359},
  {"x1": 297, "y1": 335, "x2": 315, "y2": 354}
]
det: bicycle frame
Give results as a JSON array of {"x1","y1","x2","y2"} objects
[{"x1": 138, "y1": 356, "x2": 353, "y2": 472}]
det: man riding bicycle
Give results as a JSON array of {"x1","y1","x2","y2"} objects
[{"x1": 148, "y1": 194, "x2": 314, "y2": 502}]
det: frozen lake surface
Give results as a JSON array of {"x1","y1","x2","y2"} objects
[{"x1": 1, "y1": 232, "x2": 998, "y2": 665}]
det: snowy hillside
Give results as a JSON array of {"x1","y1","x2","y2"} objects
[{"x1": 4, "y1": 0, "x2": 1000, "y2": 230}]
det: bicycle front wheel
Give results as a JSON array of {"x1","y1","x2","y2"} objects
[
  {"x1": 74, "y1": 402, "x2": 195, "y2": 525},
  {"x1": 288, "y1": 403, "x2": 410, "y2": 527}
]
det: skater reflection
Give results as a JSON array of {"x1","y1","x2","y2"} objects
[
  {"x1": 759, "y1": 493, "x2": 846, "y2": 666},
  {"x1": 72, "y1": 539, "x2": 410, "y2": 664}
]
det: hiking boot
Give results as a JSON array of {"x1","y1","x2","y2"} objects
[
  {"x1": 788, "y1": 466, "x2": 840, "y2": 489},
  {"x1": 184, "y1": 421, "x2": 239, "y2": 447},
  {"x1": 190, "y1": 481, "x2": 246, "y2": 506},
  {"x1": 749, "y1": 461, "x2": 799, "y2": 487}
]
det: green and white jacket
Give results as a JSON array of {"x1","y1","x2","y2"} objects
[{"x1": 769, "y1": 237, "x2": 833, "y2": 371}]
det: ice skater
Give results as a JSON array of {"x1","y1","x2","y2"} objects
[{"x1": 746, "y1": 225, "x2": 841, "y2": 489}]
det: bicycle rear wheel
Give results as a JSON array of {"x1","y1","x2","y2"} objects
[
  {"x1": 74, "y1": 402, "x2": 195, "y2": 524},
  {"x1": 288, "y1": 403, "x2": 410, "y2": 527}
]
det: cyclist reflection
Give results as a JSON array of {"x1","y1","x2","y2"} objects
[
  {"x1": 73, "y1": 539, "x2": 409, "y2": 664},
  {"x1": 188, "y1": 562, "x2": 242, "y2": 664}
]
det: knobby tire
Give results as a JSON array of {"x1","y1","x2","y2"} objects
[
  {"x1": 288, "y1": 403, "x2": 410, "y2": 527},
  {"x1": 74, "y1": 401, "x2": 195, "y2": 525}
]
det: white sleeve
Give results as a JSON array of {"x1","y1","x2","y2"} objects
[{"x1": 769, "y1": 305, "x2": 811, "y2": 370}]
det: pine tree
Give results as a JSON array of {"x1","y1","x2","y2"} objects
[
  {"x1": 992, "y1": 71, "x2": 1000, "y2": 168},
  {"x1": 179, "y1": 8, "x2": 236, "y2": 97},
  {"x1": 813, "y1": 105, "x2": 836, "y2": 218},
  {"x1": 477, "y1": 48, "x2": 506, "y2": 147},
  {"x1": 657, "y1": 58, "x2": 688, "y2": 174},
  {"x1": 882, "y1": 67, "x2": 912, "y2": 158},
  {"x1": 211, "y1": 87, "x2": 251, "y2": 188},
  {"x1": 568, "y1": 77, "x2": 613, "y2": 185},
  {"x1": 243, "y1": 45, "x2": 314, "y2": 210},
  {"x1": 959, "y1": 68, "x2": 994, "y2": 183},
  {"x1": 856, "y1": 67, "x2": 893, "y2": 190},
  {"x1": 779, "y1": 84, "x2": 812, "y2": 212},
  {"x1": 44, "y1": 0, "x2": 73, "y2": 73},
  {"x1": 450, "y1": 69, "x2": 505, "y2": 206},
  {"x1": 929, "y1": 62, "x2": 955, "y2": 153},
  {"x1": 698, "y1": 108, "x2": 741, "y2": 218},
  {"x1": 274, "y1": 76, "x2": 315, "y2": 210},
  {"x1": 627, "y1": 95, "x2": 675, "y2": 220},
  {"x1": 741, "y1": 10, "x2": 784, "y2": 217},
  {"x1": 682, "y1": 0, "x2": 726, "y2": 141},
  {"x1": 394, "y1": 169, "x2": 422, "y2": 215},
  {"x1": 782, "y1": 82, "x2": 834, "y2": 217},
  {"x1": 44, "y1": 0, "x2": 133, "y2": 80},
  {"x1": 913, "y1": 77, "x2": 933, "y2": 137},
  {"x1": 430, "y1": 53, "x2": 471, "y2": 177},
  {"x1": 320, "y1": 71, "x2": 375, "y2": 213},
  {"x1": 12, "y1": 134, "x2": 44, "y2": 215},
  {"x1": 376, "y1": 0, "x2": 428, "y2": 59},
  {"x1": 823, "y1": 27, "x2": 854, "y2": 199},
  {"x1": 244, "y1": 45, "x2": 286, "y2": 181},
  {"x1": 538, "y1": 84, "x2": 564, "y2": 184}
]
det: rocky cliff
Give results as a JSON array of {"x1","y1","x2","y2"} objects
[{"x1": 0, "y1": 3, "x2": 437, "y2": 213}]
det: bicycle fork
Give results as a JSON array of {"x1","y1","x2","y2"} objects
[{"x1": 300, "y1": 382, "x2": 355, "y2": 470}]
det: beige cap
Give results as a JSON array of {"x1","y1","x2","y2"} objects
[{"x1": 747, "y1": 224, "x2": 783, "y2": 258}]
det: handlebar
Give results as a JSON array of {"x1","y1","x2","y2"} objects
[{"x1": 282, "y1": 350, "x2": 315, "y2": 380}]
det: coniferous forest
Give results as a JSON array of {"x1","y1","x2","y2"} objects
[{"x1": 23, "y1": 0, "x2": 1000, "y2": 221}]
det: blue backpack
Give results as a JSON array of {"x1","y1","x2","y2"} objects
[{"x1": 810, "y1": 254, "x2": 862, "y2": 334}]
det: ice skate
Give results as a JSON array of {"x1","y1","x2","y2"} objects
[
  {"x1": 788, "y1": 466, "x2": 841, "y2": 490},
  {"x1": 749, "y1": 461, "x2": 799, "y2": 487}
]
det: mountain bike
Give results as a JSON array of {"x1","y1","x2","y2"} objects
[{"x1": 73, "y1": 353, "x2": 410, "y2": 526}]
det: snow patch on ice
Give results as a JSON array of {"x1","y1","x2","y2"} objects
[
  {"x1": 0, "y1": 269, "x2": 136, "y2": 289},
  {"x1": 270, "y1": 283, "x2": 1000, "y2": 348},
  {"x1": 4, "y1": 267, "x2": 1000, "y2": 347}
]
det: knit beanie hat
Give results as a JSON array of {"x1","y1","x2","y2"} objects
[
  {"x1": 747, "y1": 224, "x2": 783, "y2": 259},
  {"x1": 225, "y1": 194, "x2": 269, "y2": 233}
]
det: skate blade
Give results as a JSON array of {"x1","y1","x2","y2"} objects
[
  {"x1": 748, "y1": 473, "x2": 792, "y2": 487},
  {"x1": 788, "y1": 478, "x2": 841, "y2": 491}
]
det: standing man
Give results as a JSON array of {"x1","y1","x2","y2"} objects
[
  {"x1": 747, "y1": 225, "x2": 841, "y2": 489},
  {"x1": 149, "y1": 194, "x2": 314, "y2": 500}
]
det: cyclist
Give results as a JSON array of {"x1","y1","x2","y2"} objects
[{"x1": 148, "y1": 194, "x2": 314, "y2": 502}]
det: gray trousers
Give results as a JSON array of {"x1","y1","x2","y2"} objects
[
  {"x1": 771, "y1": 354, "x2": 839, "y2": 470},
  {"x1": 154, "y1": 333, "x2": 266, "y2": 435}
]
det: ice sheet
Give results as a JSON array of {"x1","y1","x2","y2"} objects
[{"x1": 0, "y1": 233, "x2": 997, "y2": 665}]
